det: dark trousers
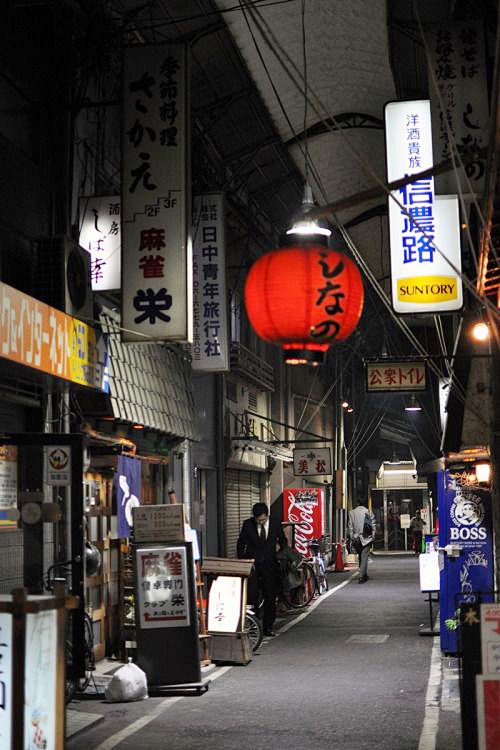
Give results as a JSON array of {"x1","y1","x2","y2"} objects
[
  {"x1": 250, "y1": 563, "x2": 277, "y2": 630},
  {"x1": 413, "y1": 531, "x2": 423, "y2": 555}
]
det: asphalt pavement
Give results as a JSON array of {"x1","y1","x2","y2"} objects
[{"x1": 66, "y1": 553, "x2": 463, "y2": 750}]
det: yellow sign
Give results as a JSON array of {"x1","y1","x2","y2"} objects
[
  {"x1": 0, "y1": 282, "x2": 108, "y2": 390},
  {"x1": 397, "y1": 276, "x2": 458, "y2": 304}
]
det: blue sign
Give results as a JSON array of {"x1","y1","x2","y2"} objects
[
  {"x1": 114, "y1": 455, "x2": 141, "y2": 538},
  {"x1": 438, "y1": 469, "x2": 494, "y2": 652}
]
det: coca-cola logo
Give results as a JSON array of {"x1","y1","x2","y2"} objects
[{"x1": 287, "y1": 492, "x2": 316, "y2": 556}]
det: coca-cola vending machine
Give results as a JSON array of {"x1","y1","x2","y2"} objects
[{"x1": 283, "y1": 488, "x2": 325, "y2": 556}]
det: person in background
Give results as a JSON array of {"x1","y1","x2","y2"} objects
[
  {"x1": 347, "y1": 500, "x2": 376, "y2": 583},
  {"x1": 410, "y1": 508, "x2": 425, "y2": 555},
  {"x1": 237, "y1": 502, "x2": 287, "y2": 636}
]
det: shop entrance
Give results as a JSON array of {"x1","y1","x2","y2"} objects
[
  {"x1": 1, "y1": 432, "x2": 87, "y2": 681},
  {"x1": 371, "y1": 488, "x2": 429, "y2": 551}
]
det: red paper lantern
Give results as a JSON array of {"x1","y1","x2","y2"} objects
[{"x1": 244, "y1": 244, "x2": 364, "y2": 364}]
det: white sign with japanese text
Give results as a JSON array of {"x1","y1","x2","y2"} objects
[
  {"x1": 207, "y1": 575, "x2": 242, "y2": 633},
  {"x1": 136, "y1": 546, "x2": 190, "y2": 629},
  {"x1": 0, "y1": 612, "x2": 12, "y2": 749},
  {"x1": 480, "y1": 603, "x2": 500, "y2": 675},
  {"x1": 385, "y1": 99, "x2": 463, "y2": 313},
  {"x1": 122, "y1": 44, "x2": 192, "y2": 342},
  {"x1": 366, "y1": 361, "x2": 426, "y2": 392},
  {"x1": 133, "y1": 504, "x2": 185, "y2": 543},
  {"x1": 400, "y1": 513, "x2": 411, "y2": 529},
  {"x1": 79, "y1": 195, "x2": 121, "y2": 291},
  {"x1": 419, "y1": 551, "x2": 440, "y2": 592},
  {"x1": 192, "y1": 194, "x2": 229, "y2": 371},
  {"x1": 293, "y1": 447, "x2": 332, "y2": 477},
  {"x1": 24, "y1": 609, "x2": 57, "y2": 750},
  {"x1": 427, "y1": 22, "x2": 488, "y2": 196},
  {"x1": 44, "y1": 446, "x2": 71, "y2": 487}
]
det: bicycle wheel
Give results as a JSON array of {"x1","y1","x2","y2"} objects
[
  {"x1": 244, "y1": 612, "x2": 263, "y2": 652},
  {"x1": 76, "y1": 614, "x2": 95, "y2": 693},
  {"x1": 282, "y1": 563, "x2": 316, "y2": 608}
]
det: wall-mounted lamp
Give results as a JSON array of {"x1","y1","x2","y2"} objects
[
  {"x1": 475, "y1": 462, "x2": 491, "y2": 484},
  {"x1": 341, "y1": 400, "x2": 349, "y2": 409},
  {"x1": 471, "y1": 321, "x2": 490, "y2": 342}
]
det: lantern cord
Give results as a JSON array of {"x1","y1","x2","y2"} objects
[
  {"x1": 295, "y1": 362, "x2": 319, "y2": 432},
  {"x1": 240, "y1": 0, "x2": 500, "y2": 323},
  {"x1": 301, "y1": 0, "x2": 309, "y2": 184}
]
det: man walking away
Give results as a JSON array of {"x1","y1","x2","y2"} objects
[
  {"x1": 237, "y1": 502, "x2": 287, "y2": 636},
  {"x1": 348, "y1": 500, "x2": 376, "y2": 583}
]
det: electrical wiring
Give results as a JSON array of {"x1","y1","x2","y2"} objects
[
  {"x1": 241, "y1": 0, "x2": 500, "y2": 323},
  {"x1": 107, "y1": 0, "x2": 299, "y2": 35},
  {"x1": 347, "y1": 413, "x2": 385, "y2": 461}
]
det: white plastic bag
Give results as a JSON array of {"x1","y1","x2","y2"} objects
[{"x1": 105, "y1": 662, "x2": 148, "y2": 702}]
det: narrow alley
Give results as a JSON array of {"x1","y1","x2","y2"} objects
[{"x1": 66, "y1": 556, "x2": 461, "y2": 750}]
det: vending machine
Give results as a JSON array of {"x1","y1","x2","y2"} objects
[{"x1": 437, "y1": 468, "x2": 494, "y2": 653}]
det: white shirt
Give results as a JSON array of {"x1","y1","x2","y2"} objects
[{"x1": 259, "y1": 519, "x2": 269, "y2": 539}]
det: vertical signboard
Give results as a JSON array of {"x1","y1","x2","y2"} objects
[
  {"x1": 122, "y1": 43, "x2": 192, "y2": 342},
  {"x1": 0, "y1": 446, "x2": 17, "y2": 530},
  {"x1": 437, "y1": 469, "x2": 494, "y2": 653},
  {"x1": 24, "y1": 609, "x2": 57, "y2": 750},
  {"x1": 283, "y1": 488, "x2": 325, "y2": 557},
  {"x1": 191, "y1": 193, "x2": 229, "y2": 371},
  {"x1": 427, "y1": 22, "x2": 489, "y2": 195},
  {"x1": 0, "y1": 612, "x2": 12, "y2": 749},
  {"x1": 79, "y1": 195, "x2": 121, "y2": 291},
  {"x1": 385, "y1": 99, "x2": 463, "y2": 313}
]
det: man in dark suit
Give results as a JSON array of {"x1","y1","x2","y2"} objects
[{"x1": 237, "y1": 502, "x2": 287, "y2": 636}]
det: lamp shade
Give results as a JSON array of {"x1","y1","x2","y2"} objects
[{"x1": 244, "y1": 244, "x2": 364, "y2": 363}]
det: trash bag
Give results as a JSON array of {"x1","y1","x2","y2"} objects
[{"x1": 105, "y1": 662, "x2": 148, "y2": 702}]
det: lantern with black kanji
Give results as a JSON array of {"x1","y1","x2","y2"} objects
[{"x1": 244, "y1": 244, "x2": 364, "y2": 365}]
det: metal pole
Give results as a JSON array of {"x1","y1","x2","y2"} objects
[{"x1": 383, "y1": 489, "x2": 389, "y2": 551}]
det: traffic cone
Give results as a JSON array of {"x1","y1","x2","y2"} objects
[{"x1": 335, "y1": 543, "x2": 344, "y2": 572}]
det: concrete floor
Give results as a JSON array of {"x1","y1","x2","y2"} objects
[{"x1": 66, "y1": 554, "x2": 462, "y2": 750}]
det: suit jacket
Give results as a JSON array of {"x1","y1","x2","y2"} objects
[{"x1": 237, "y1": 517, "x2": 287, "y2": 566}]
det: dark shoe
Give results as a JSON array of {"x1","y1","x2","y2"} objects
[
  {"x1": 263, "y1": 629, "x2": 276, "y2": 636},
  {"x1": 358, "y1": 577, "x2": 367, "y2": 584}
]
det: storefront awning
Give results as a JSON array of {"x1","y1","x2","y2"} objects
[{"x1": 77, "y1": 311, "x2": 201, "y2": 442}]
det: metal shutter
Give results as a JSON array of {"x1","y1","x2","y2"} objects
[{"x1": 224, "y1": 469, "x2": 262, "y2": 558}]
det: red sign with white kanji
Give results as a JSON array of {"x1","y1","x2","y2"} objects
[{"x1": 366, "y1": 361, "x2": 426, "y2": 392}]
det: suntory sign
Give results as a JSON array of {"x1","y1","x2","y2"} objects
[{"x1": 385, "y1": 100, "x2": 463, "y2": 314}]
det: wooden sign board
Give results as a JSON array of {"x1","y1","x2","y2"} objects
[
  {"x1": 202, "y1": 557, "x2": 254, "y2": 578},
  {"x1": 133, "y1": 504, "x2": 185, "y2": 543}
]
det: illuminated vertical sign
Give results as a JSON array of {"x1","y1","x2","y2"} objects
[
  {"x1": 79, "y1": 195, "x2": 121, "y2": 291},
  {"x1": 385, "y1": 99, "x2": 463, "y2": 314},
  {"x1": 122, "y1": 43, "x2": 192, "y2": 342},
  {"x1": 192, "y1": 194, "x2": 229, "y2": 371}
]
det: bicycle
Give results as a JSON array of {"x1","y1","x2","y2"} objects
[
  {"x1": 279, "y1": 555, "x2": 316, "y2": 608},
  {"x1": 44, "y1": 560, "x2": 96, "y2": 703},
  {"x1": 244, "y1": 605, "x2": 264, "y2": 652},
  {"x1": 305, "y1": 537, "x2": 330, "y2": 596}
]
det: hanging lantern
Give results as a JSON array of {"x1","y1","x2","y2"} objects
[{"x1": 244, "y1": 244, "x2": 364, "y2": 365}]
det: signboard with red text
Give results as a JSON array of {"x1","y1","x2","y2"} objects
[
  {"x1": 366, "y1": 360, "x2": 426, "y2": 392},
  {"x1": 283, "y1": 488, "x2": 325, "y2": 557}
]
